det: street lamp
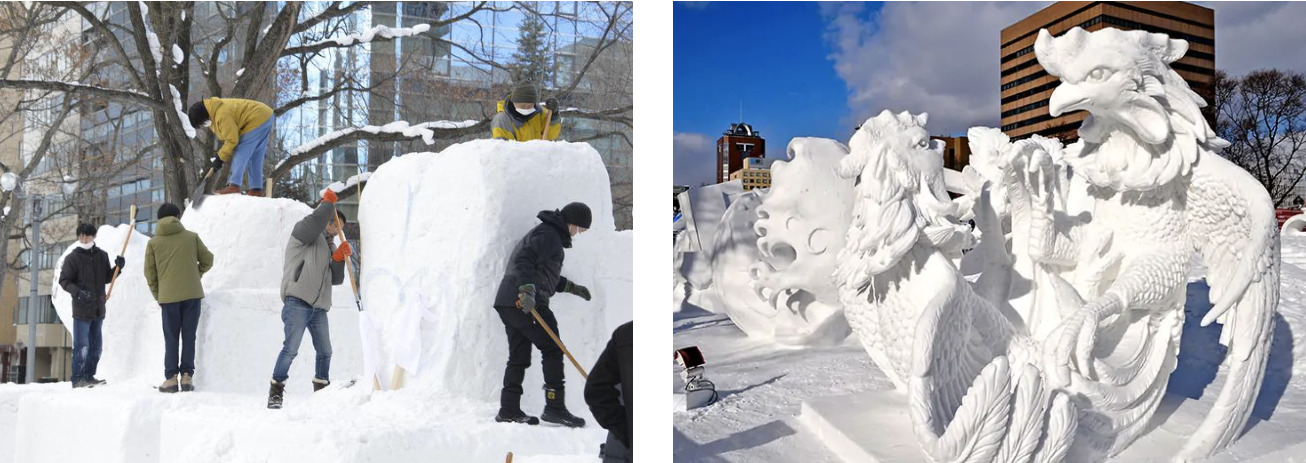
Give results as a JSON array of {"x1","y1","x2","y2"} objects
[{"x1": 2, "y1": 172, "x2": 77, "y2": 384}]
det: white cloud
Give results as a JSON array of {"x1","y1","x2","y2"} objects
[
  {"x1": 822, "y1": 2, "x2": 1048, "y2": 135},
  {"x1": 674, "y1": 132, "x2": 717, "y2": 187},
  {"x1": 1205, "y1": 2, "x2": 1306, "y2": 76}
]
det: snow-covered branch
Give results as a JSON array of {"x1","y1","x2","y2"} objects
[
  {"x1": 270, "y1": 120, "x2": 487, "y2": 179},
  {"x1": 0, "y1": 79, "x2": 161, "y2": 109},
  {"x1": 282, "y1": 23, "x2": 431, "y2": 56}
]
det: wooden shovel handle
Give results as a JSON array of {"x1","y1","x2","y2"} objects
[{"x1": 105, "y1": 204, "x2": 137, "y2": 301}]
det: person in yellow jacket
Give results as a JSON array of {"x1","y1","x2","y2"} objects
[
  {"x1": 492, "y1": 81, "x2": 561, "y2": 142},
  {"x1": 188, "y1": 98, "x2": 275, "y2": 196}
]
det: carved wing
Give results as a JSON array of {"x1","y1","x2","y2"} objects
[{"x1": 1182, "y1": 152, "x2": 1280, "y2": 459}]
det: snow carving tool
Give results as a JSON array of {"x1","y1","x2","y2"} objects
[
  {"x1": 334, "y1": 209, "x2": 383, "y2": 391},
  {"x1": 105, "y1": 204, "x2": 136, "y2": 302},
  {"x1": 519, "y1": 284, "x2": 588, "y2": 380},
  {"x1": 676, "y1": 346, "x2": 717, "y2": 410},
  {"x1": 189, "y1": 166, "x2": 217, "y2": 210}
]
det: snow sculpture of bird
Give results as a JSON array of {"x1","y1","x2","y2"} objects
[
  {"x1": 1034, "y1": 27, "x2": 1280, "y2": 460},
  {"x1": 836, "y1": 110, "x2": 1076, "y2": 463}
]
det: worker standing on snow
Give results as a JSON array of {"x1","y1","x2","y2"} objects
[
  {"x1": 491, "y1": 80, "x2": 561, "y2": 141},
  {"x1": 493, "y1": 202, "x2": 594, "y2": 428},
  {"x1": 59, "y1": 223, "x2": 126, "y2": 389},
  {"x1": 144, "y1": 204, "x2": 214, "y2": 393},
  {"x1": 267, "y1": 189, "x2": 351, "y2": 409},
  {"x1": 187, "y1": 97, "x2": 275, "y2": 196},
  {"x1": 586, "y1": 321, "x2": 633, "y2": 461}
]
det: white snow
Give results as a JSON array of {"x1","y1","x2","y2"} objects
[
  {"x1": 171, "y1": 43, "x2": 183, "y2": 64},
  {"x1": 673, "y1": 235, "x2": 1306, "y2": 462},
  {"x1": 319, "y1": 171, "x2": 371, "y2": 196},
  {"x1": 138, "y1": 2, "x2": 163, "y2": 66},
  {"x1": 170, "y1": 84, "x2": 196, "y2": 138},
  {"x1": 277, "y1": 120, "x2": 479, "y2": 171},
  {"x1": 4, "y1": 140, "x2": 628, "y2": 463},
  {"x1": 306, "y1": 23, "x2": 432, "y2": 48},
  {"x1": 235, "y1": 68, "x2": 244, "y2": 77}
]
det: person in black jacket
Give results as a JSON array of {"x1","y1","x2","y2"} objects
[
  {"x1": 493, "y1": 202, "x2": 594, "y2": 428},
  {"x1": 586, "y1": 322, "x2": 633, "y2": 461},
  {"x1": 58, "y1": 223, "x2": 125, "y2": 389}
]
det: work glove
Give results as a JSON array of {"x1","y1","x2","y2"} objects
[
  {"x1": 544, "y1": 98, "x2": 559, "y2": 114},
  {"x1": 332, "y1": 241, "x2": 352, "y2": 262},
  {"x1": 210, "y1": 156, "x2": 224, "y2": 170},
  {"x1": 115, "y1": 256, "x2": 126, "y2": 271},
  {"x1": 516, "y1": 283, "x2": 536, "y2": 313},
  {"x1": 323, "y1": 189, "x2": 338, "y2": 205},
  {"x1": 562, "y1": 280, "x2": 591, "y2": 301},
  {"x1": 74, "y1": 289, "x2": 94, "y2": 304}
]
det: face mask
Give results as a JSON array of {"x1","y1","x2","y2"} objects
[
  {"x1": 77, "y1": 241, "x2": 94, "y2": 250},
  {"x1": 516, "y1": 106, "x2": 536, "y2": 116}
]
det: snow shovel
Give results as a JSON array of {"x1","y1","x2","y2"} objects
[
  {"x1": 521, "y1": 286, "x2": 588, "y2": 380},
  {"x1": 334, "y1": 210, "x2": 385, "y2": 391},
  {"x1": 105, "y1": 205, "x2": 137, "y2": 302},
  {"x1": 189, "y1": 166, "x2": 217, "y2": 210}
]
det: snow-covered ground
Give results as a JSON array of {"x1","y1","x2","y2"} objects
[
  {"x1": 0, "y1": 140, "x2": 628, "y2": 462},
  {"x1": 673, "y1": 234, "x2": 1306, "y2": 462}
]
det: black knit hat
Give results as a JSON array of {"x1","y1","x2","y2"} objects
[
  {"x1": 188, "y1": 101, "x2": 210, "y2": 128},
  {"x1": 76, "y1": 223, "x2": 97, "y2": 237},
  {"x1": 560, "y1": 202, "x2": 591, "y2": 229},
  {"x1": 510, "y1": 81, "x2": 538, "y2": 104},
  {"x1": 158, "y1": 203, "x2": 182, "y2": 220}
]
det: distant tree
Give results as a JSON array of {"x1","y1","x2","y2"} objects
[
  {"x1": 511, "y1": 12, "x2": 552, "y2": 88},
  {"x1": 1212, "y1": 68, "x2": 1306, "y2": 207}
]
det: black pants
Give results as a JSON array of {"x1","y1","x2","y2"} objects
[
  {"x1": 496, "y1": 305, "x2": 564, "y2": 412},
  {"x1": 161, "y1": 298, "x2": 202, "y2": 378}
]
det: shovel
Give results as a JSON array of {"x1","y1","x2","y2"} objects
[
  {"x1": 188, "y1": 167, "x2": 217, "y2": 210},
  {"x1": 105, "y1": 205, "x2": 137, "y2": 302},
  {"x1": 333, "y1": 209, "x2": 385, "y2": 391}
]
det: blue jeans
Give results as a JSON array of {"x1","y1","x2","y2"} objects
[
  {"x1": 71, "y1": 318, "x2": 103, "y2": 383},
  {"x1": 161, "y1": 298, "x2": 202, "y2": 378},
  {"x1": 228, "y1": 116, "x2": 274, "y2": 189},
  {"x1": 271, "y1": 296, "x2": 332, "y2": 382}
]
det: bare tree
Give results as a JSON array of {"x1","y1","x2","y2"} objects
[{"x1": 1212, "y1": 68, "x2": 1306, "y2": 207}]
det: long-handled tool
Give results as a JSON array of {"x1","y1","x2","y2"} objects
[
  {"x1": 506, "y1": 452, "x2": 513, "y2": 463},
  {"x1": 528, "y1": 305, "x2": 588, "y2": 380},
  {"x1": 189, "y1": 166, "x2": 217, "y2": 210},
  {"x1": 105, "y1": 205, "x2": 137, "y2": 302},
  {"x1": 540, "y1": 107, "x2": 553, "y2": 140},
  {"x1": 333, "y1": 209, "x2": 383, "y2": 391}
]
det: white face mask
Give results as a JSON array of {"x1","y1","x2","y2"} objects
[
  {"x1": 516, "y1": 106, "x2": 536, "y2": 116},
  {"x1": 77, "y1": 241, "x2": 94, "y2": 250}
]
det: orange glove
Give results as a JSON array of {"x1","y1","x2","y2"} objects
[
  {"x1": 332, "y1": 241, "x2": 352, "y2": 262},
  {"x1": 323, "y1": 189, "x2": 338, "y2": 204}
]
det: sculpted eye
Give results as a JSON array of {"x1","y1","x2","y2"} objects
[
  {"x1": 1086, "y1": 67, "x2": 1111, "y2": 83},
  {"x1": 916, "y1": 138, "x2": 928, "y2": 149}
]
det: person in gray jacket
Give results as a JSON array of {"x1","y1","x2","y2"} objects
[{"x1": 267, "y1": 189, "x2": 351, "y2": 409}]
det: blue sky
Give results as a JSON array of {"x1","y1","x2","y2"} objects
[{"x1": 673, "y1": 1, "x2": 1306, "y2": 187}]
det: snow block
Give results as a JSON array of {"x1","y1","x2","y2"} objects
[
  {"x1": 358, "y1": 139, "x2": 632, "y2": 417},
  {"x1": 676, "y1": 180, "x2": 746, "y2": 290},
  {"x1": 51, "y1": 196, "x2": 362, "y2": 396}
]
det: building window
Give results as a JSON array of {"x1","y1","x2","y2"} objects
[{"x1": 16, "y1": 295, "x2": 57, "y2": 325}]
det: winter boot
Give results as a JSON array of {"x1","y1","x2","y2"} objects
[
  {"x1": 268, "y1": 380, "x2": 286, "y2": 409},
  {"x1": 86, "y1": 376, "x2": 107, "y2": 387},
  {"x1": 215, "y1": 184, "x2": 242, "y2": 195},
  {"x1": 72, "y1": 379, "x2": 89, "y2": 389},
  {"x1": 312, "y1": 378, "x2": 330, "y2": 392},
  {"x1": 495, "y1": 390, "x2": 539, "y2": 425},
  {"x1": 540, "y1": 387, "x2": 585, "y2": 428},
  {"x1": 180, "y1": 373, "x2": 194, "y2": 392},
  {"x1": 247, "y1": 189, "x2": 265, "y2": 197},
  {"x1": 158, "y1": 374, "x2": 180, "y2": 393}
]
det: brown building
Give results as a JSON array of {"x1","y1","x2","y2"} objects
[
  {"x1": 728, "y1": 157, "x2": 774, "y2": 191},
  {"x1": 935, "y1": 136, "x2": 972, "y2": 171},
  {"x1": 1000, "y1": 1, "x2": 1215, "y2": 141},
  {"x1": 716, "y1": 122, "x2": 766, "y2": 184}
]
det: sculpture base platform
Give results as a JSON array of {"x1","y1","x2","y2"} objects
[{"x1": 799, "y1": 391, "x2": 1306, "y2": 463}]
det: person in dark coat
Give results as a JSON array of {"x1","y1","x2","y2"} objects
[
  {"x1": 58, "y1": 223, "x2": 125, "y2": 388},
  {"x1": 493, "y1": 202, "x2": 594, "y2": 427},
  {"x1": 586, "y1": 322, "x2": 633, "y2": 461}
]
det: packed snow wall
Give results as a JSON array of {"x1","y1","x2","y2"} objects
[
  {"x1": 358, "y1": 139, "x2": 632, "y2": 415},
  {"x1": 51, "y1": 196, "x2": 361, "y2": 395}
]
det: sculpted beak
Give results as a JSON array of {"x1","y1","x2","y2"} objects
[{"x1": 1048, "y1": 84, "x2": 1090, "y2": 117}]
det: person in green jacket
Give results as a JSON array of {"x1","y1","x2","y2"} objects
[
  {"x1": 188, "y1": 97, "x2": 275, "y2": 196},
  {"x1": 144, "y1": 203, "x2": 214, "y2": 393}
]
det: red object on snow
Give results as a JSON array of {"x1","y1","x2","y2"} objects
[{"x1": 1277, "y1": 208, "x2": 1304, "y2": 229}]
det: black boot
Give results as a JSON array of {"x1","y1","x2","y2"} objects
[
  {"x1": 268, "y1": 380, "x2": 285, "y2": 409},
  {"x1": 313, "y1": 378, "x2": 330, "y2": 392},
  {"x1": 540, "y1": 387, "x2": 585, "y2": 428},
  {"x1": 496, "y1": 389, "x2": 539, "y2": 425}
]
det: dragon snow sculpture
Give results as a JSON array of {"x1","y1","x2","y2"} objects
[{"x1": 835, "y1": 27, "x2": 1280, "y2": 463}]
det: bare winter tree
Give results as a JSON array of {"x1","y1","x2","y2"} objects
[{"x1": 1212, "y1": 68, "x2": 1306, "y2": 207}]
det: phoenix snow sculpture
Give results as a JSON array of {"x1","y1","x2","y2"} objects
[
  {"x1": 1033, "y1": 27, "x2": 1279, "y2": 460},
  {"x1": 836, "y1": 110, "x2": 1077, "y2": 463},
  {"x1": 833, "y1": 26, "x2": 1280, "y2": 463}
]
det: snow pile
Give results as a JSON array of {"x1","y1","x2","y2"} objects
[
  {"x1": 50, "y1": 196, "x2": 362, "y2": 395},
  {"x1": 358, "y1": 139, "x2": 630, "y2": 411},
  {"x1": 306, "y1": 23, "x2": 432, "y2": 47}
]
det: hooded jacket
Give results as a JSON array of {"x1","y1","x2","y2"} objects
[
  {"x1": 144, "y1": 217, "x2": 214, "y2": 304},
  {"x1": 490, "y1": 99, "x2": 562, "y2": 142},
  {"x1": 58, "y1": 245, "x2": 118, "y2": 320},
  {"x1": 280, "y1": 201, "x2": 346, "y2": 310},
  {"x1": 203, "y1": 97, "x2": 274, "y2": 162},
  {"x1": 586, "y1": 321, "x2": 633, "y2": 450},
  {"x1": 494, "y1": 210, "x2": 574, "y2": 309}
]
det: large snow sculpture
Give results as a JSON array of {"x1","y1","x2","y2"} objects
[
  {"x1": 751, "y1": 138, "x2": 854, "y2": 345},
  {"x1": 703, "y1": 190, "x2": 774, "y2": 336}
]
